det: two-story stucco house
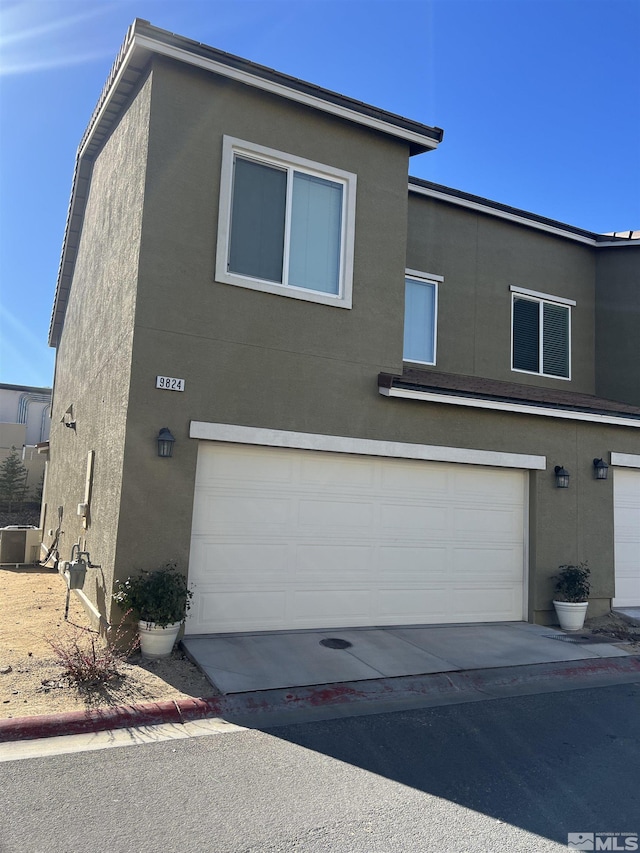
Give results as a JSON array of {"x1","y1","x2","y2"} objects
[{"x1": 44, "y1": 20, "x2": 640, "y2": 637}]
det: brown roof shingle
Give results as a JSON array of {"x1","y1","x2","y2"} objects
[{"x1": 379, "y1": 368, "x2": 640, "y2": 419}]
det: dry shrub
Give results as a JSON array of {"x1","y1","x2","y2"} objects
[{"x1": 46, "y1": 614, "x2": 139, "y2": 686}]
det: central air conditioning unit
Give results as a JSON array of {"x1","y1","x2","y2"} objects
[{"x1": 0, "y1": 526, "x2": 43, "y2": 565}]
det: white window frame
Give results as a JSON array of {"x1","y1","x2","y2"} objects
[
  {"x1": 216, "y1": 136, "x2": 356, "y2": 309},
  {"x1": 510, "y1": 286, "x2": 574, "y2": 380},
  {"x1": 403, "y1": 269, "x2": 441, "y2": 366}
]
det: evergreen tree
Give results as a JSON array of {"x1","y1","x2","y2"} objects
[
  {"x1": 34, "y1": 470, "x2": 45, "y2": 504},
  {"x1": 0, "y1": 447, "x2": 28, "y2": 513}
]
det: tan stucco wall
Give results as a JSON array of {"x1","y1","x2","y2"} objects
[
  {"x1": 45, "y1": 72, "x2": 152, "y2": 624},
  {"x1": 595, "y1": 246, "x2": 640, "y2": 406}
]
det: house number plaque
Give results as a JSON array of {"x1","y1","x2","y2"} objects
[{"x1": 156, "y1": 376, "x2": 185, "y2": 391}]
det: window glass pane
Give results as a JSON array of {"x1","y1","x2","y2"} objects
[
  {"x1": 543, "y1": 302, "x2": 569, "y2": 377},
  {"x1": 513, "y1": 297, "x2": 540, "y2": 372},
  {"x1": 229, "y1": 157, "x2": 286, "y2": 283},
  {"x1": 403, "y1": 279, "x2": 435, "y2": 363},
  {"x1": 288, "y1": 172, "x2": 342, "y2": 294}
]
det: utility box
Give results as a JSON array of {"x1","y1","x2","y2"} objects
[{"x1": 0, "y1": 526, "x2": 43, "y2": 564}]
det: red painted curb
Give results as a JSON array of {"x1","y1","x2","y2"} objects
[{"x1": 0, "y1": 696, "x2": 226, "y2": 743}]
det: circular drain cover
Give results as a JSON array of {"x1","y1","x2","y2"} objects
[{"x1": 320, "y1": 637, "x2": 352, "y2": 650}]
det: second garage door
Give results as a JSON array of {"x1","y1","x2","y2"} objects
[
  {"x1": 187, "y1": 442, "x2": 527, "y2": 634},
  {"x1": 614, "y1": 468, "x2": 640, "y2": 607}
]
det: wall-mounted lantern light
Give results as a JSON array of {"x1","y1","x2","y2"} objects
[
  {"x1": 157, "y1": 427, "x2": 175, "y2": 458},
  {"x1": 554, "y1": 465, "x2": 570, "y2": 488},
  {"x1": 593, "y1": 458, "x2": 609, "y2": 480}
]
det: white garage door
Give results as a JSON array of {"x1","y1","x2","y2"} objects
[
  {"x1": 187, "y1": 442, "x2": 527, "y2": 634},
  {"x1": 614, "y1": 468, "x2": 640, "y2": 607}
]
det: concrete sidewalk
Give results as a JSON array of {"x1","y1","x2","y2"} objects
[
  {"x1": 2, "y1": 621, "x2": 639, "y2": 746},
  {"x1": 181, "y1": 621, "x2": 631, "y2": 694}
]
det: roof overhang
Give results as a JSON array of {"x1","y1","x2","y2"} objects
[{"x1": 409, "y1": 179, "x2": 640, "y2": 248}]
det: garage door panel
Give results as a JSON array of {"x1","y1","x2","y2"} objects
[
  {"x1": 196, "y1": 494, "x2": 291, "y2": 530},
  {"x1": 377, "y1": 586, "x2": 450, "y2": 621},
  {"x1": 452, "y1": 547, "x2": 524, "y2": 580},
  {"x1": 380, "y1": 502, "x2": 448, "y2": 532},
  {"x1": 187, "y1": 443, "x2": 527, "y2": 633},
  {"x1": 295, "y1": 544, "x2": 372, "y2": 580},
  {"x1": 297, "y1": 498, "x2": 374, "y2": 528},
  {"x1": 196, "y1": 542, "x2": 291, "y2": 581},
  {"x1": 454, "y1": 507, "x2": 520, "y2": 537},
  {"x1": 299, "y1": 454, "x2": 375, "y2": 488},
  {"x1": 196, "y1": 590, "x2": 288, "y2": 632},
  {"x1": 378, "y1": 546, "x2": 448, "y2": 580},
  {"x1": 454, "y1": 467, "x2": 524, "y2": 500},
  {"x1": 293, "y1": 589, "x2": 373, "y2": 623},
  {"x1": 380, "y1": 462, "x2": 449, "y2": 495},
  {"x1": 197, "y1": 445, "x2": 295, "y2": 485}
]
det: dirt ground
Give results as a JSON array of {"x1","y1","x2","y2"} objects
[
  {"x1": 0, "y1": 565, "x2": 214, "y2": 720},
  {"x1": 1, "y1": 565, "x2": 639, "y2": 722}
]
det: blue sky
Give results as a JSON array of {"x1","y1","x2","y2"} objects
[{"x1": 1, "y1": 0, "x2": 638, "y2": 388}]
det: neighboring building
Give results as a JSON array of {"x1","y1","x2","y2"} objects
[
  {"x1": 0, "y1": 383, "x2": 51, "y2": 500},
  {"x1": 44, "y1": 20, "x2": 640, "y2": 635}
]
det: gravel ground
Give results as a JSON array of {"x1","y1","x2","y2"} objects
[{"x1": 0, "y1": 565, "x2": 215, "y2": 720}]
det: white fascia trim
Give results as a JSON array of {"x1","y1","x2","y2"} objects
[
  {"x1": 408, "y1": 183, "x2": 597, "y2": 246},
  {"x1": 510, "y1": 285, "x2": 576, "y2": 307},
  {"x1": 190, "y1": 421, "x2": 545, "y2": 470},
  {"x1": 134, "y1": 35, "x2": 440, "y2": 152},
  {"x1": 406, "y1": 268, "x2": 444, "y2": 282},
  {"x1": 380, "y1": 386, "x2": 640, "y2": 429},
  {"x1": 611, "y1": 452, "x2": 640, "y2": 469},
  {"x1": 78, "y1": 39, "x2": 140, "y2": 160}
]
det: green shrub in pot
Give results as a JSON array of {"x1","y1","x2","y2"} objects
[
  {"x1": 553, "y1": 562, "x2": 591, "y2": 603},
  {"x1": 113, "y1": 562, "x2": 193, "y2": 627}
]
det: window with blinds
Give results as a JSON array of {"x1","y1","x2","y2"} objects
[
  {"x1": 403, "y1": 277, "x2": 437, "y2": 364},
  {"x1": 512, "y1": 294, "x2": 570, "y2": 378},
  {"x1": 217, "y1": 137, "x2": 356, "y2": 309}
]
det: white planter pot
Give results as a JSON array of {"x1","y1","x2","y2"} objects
[
  {"x1": 553, "y1": 600, "x2": 588, "y2": 632},
  {"x1": 138, "y1": 620, "x2": 182, "y2": 659}
]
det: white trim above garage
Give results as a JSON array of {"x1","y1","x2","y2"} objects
[
  {"x1": 611, "y1": 452, "x2": 640, "y2": 469},
  {"x1": 189, "y1": 421, "x2": 546, "y2": 470}
]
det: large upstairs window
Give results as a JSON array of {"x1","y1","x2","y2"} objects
[
  {"x1": 511, "y1": 286, "x2": 573, "y2": 379},
  {"x1": 216, "y1": 137, "x2": 356, "y2": 308}
]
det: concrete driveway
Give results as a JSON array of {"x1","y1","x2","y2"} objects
[{"x1": 182, "y1": 621, "x2": 630, "y2": 694}]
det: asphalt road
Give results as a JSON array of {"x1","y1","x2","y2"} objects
[{"x1": 1, "y1": 683, "x2": 639, "y2": 853}]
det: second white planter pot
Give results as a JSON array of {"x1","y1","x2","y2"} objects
[
  {"x1": 553, "y1": 600, "x2": 588, "y2": 632},
  {"x1": 138, "y1": 620, "x2": 182, "y2": 659}
]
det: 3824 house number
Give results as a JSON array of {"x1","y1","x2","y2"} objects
[{"x1": 156, "y1": 376, "x2": 185, "y2": 392}]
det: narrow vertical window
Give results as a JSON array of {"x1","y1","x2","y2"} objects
[{"x1": 404, "y1": 277, "x2": 437, "y2": 364}]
